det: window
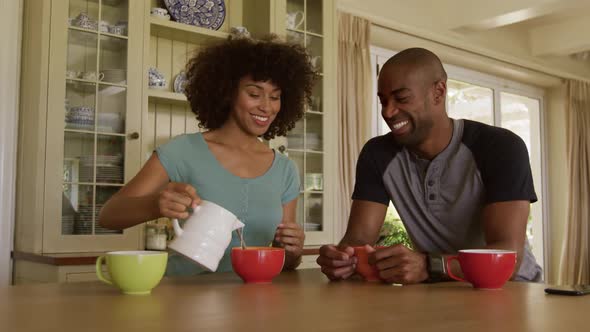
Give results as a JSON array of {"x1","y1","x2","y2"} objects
[{"x1": 370, "y1": 47, "x2": 546, "y2": 269}]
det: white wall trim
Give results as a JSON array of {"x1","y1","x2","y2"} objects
[{"x1": 0, "y1": 0, "x2": 23, "y2": 286}]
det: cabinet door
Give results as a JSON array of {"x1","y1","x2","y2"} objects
[
  {"x1": 44, "y1": 0, "x2": 143, "y2": 252},
  {"x1": 273, "y1": 0, "x2": 336, "y2": 245}
]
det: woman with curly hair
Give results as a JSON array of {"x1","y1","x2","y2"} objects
[{"x1": 99, "y1": 35, "x2": 317, "y2": 275}]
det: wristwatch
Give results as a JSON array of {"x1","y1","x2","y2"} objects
[{"x1": 425, "y1": 253, "x2": 446, "y2": 283}]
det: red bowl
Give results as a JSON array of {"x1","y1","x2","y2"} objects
[{"x1": 231, "y1": 247, "x2": 285, "y2": 283}]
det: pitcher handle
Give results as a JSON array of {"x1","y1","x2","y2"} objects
[
  {"x1": 172, "y1": 218, "x2": 183, "y2": 237},
  {"x1": 172, "y1": 205, "x2": 201, "y2": 237},
  {"x1": 445, "y1": 255, "x2": 466, "y2": 282},
  {"x1": 95, "y1": 255, "x2": 112, "y2": 285}
]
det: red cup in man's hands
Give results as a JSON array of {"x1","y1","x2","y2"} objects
[
  {"x1": 353, "y1": 245, "x2": 385, "y2": 282},
  {"x1": 446, "y1": 249, "x2": 516, "y2": 289}
]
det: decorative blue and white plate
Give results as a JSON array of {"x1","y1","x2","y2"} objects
[
  {"x1": 163, "y1": 0, "x2": 226, "y2": 31},
  {"x1": 174, "y1": 71, "x2": 188, "y2": 94}
]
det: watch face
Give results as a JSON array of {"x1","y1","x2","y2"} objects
[{"x1": 428, "y1": 254, "x2": 445, "y2": 281}]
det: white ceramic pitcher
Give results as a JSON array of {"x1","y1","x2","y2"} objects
[{"x1": 168, "y1": 200, "x2": 245, "y2": 271}]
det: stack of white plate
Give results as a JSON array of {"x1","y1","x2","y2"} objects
[
  {"x1": 62, "y1": 215, "x2": 75, "y2": 234},
  {"x1": 79, "y1": 155, "x2": 124, "y2": 183},
  {"x1": 74, "y1": 204, "x2": 120, "y2": 235},
  {"x1": 101, "y1": 69, "x2": 126, "y2": 84},
  {"x1": 287, "y1": 134, "x2": 304, "y2": 149},
  {"x1": 306, "y1": 133, "x2": 322, "y2": 150},
  {"x1": 304, "y1": 222, "x2": 322, "y2": 231},
  {"x1": 94, "y1": 204, "x2": 120, "y2": 235},
  {"x1": 74, "y1": 204, "x2": 94, "y2": 234},
  {"x1": 286, "y1": 133, "x2": 322, "y2": 150}
]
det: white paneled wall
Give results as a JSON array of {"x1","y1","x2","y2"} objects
[{"x1": 146, "y1": 37, "x2": 202, "y2": 156}]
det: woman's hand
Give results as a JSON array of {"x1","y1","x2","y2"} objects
[
  {"x1": 157, "y1": 182, "x2": 201, "y2": 219},
  {"x1": 274, "y1": 223, "x2": 305, "y2": 269}
]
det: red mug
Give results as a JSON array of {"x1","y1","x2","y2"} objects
[
  {"x1": 353, "y1": 245, "x2": 385, "y2": 282},
  {"x1": 445, "y1": 249, "x2": 517, "y2": 289},
  {"x1": 231, "y1": 247, "x2": 285, "y2": 283}
]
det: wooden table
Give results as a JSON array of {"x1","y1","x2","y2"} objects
[{"x1": 1, "y1": 269, "x2": 587, "y2": 332}]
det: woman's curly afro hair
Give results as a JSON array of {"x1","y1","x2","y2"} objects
[{"x1": 184, "y1": 35, "x2": 317, "y2": 140}]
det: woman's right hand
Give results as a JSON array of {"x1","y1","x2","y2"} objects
[{"x1": 157, "y1": 182, "x2": 201, "y2": 219}]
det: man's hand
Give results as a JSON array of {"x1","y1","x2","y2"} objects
[
  {"x1": 369, "y1": 244, "x2": 428, "y2": 284},
  {"x1": 317, "y1": 245, "x2": 357, "y2": 281}
]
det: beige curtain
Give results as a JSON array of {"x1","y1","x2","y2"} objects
[
  {"x1": 560, "y1": 79, "x2": 590, "y2": 284},
  {"x1": 335, "y1": 12, "x2": 372, "y2": 239}
]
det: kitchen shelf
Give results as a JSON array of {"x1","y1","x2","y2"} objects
[
  {"x1": 288, "y1": 148, "x2": 324, "y2": 154},
  {"x1": 147, "y1": 89, "x2": 188, "y2": 105},
  {"x1": 306, "y1": 110, "x2": 323, "y2": 115},
  {"x1": 68, "y1": 26, "x2": 129, "y2": 40},
  {"x1": 149, "y1": 17, "x2": 229, "y2": 44}
]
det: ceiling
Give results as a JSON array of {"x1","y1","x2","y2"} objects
[{"x1": 338, "y1": 0, "x2": 590, "y2": 65}]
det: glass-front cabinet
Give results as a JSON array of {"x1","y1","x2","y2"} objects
[
  {"x1": 43, "y1": 0, "x2": 143, "y2": 252},
  {"x1": 271, "y1": 0, "x2": 335, "y2": 245}
]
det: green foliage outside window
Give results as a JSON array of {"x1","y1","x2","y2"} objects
[{"x1": 376, "y1": 205, "x2": 413, "y2": 249}]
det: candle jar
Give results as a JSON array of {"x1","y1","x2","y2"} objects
[{"x1": 145, "y1": 224, "x2": 168, "y2": 250}]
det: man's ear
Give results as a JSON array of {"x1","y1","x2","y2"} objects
[{"x1": 432, "y1": 80, "x2": 446, "y2": 106}]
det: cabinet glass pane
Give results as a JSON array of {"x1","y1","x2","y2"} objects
[
  {"x1": 67, "y1": 29, "x2": 98, "y2": 76},
  {"x1": 60, "y1": 0, "x2": 129, "y2": 240},
  {"x1": 286, "y1": 0, "x2": 305, "y2": 31},
  {"x1": 305, "y1": 154, "x2": 323, "y2": 191},
  {"x1": 97, "y1": 84, "x2": 126, "y2": 133},
  {"x1": 288, "y1": 151, "x2": 304, "y2": 191},
  {"x1": 99, "y1": 36, "x2": 127, "y2": 84},
  {"x1": 305, "y1": 0, "x2": 323, "y2": 35},
  {"x1": 63, "y1": 184, "x2": 94, "y2": 235},
  {"x1": 101, "y1": 0, "x2": 129, "y2": 35},
  {"x1": 307, "y1": 35, "x2": 323, "y2": 73},
  {"x1": 97, "y1": 135, "x2": 125, "y2": 184},
  {"x1": 96, "y1": 186, "x2": 122, "y2": 235},
  {"x1": 306, "y1": 114, "x2": 323, "y2": 152},
  {"x1": 296, "y1": 193, "x2": 304, "y2": 227},
  {"x1": 310, "y1": 77, "x2": 323, "y2": 113},
  {"x1": 447, "y1": 79, "x2": 494, "y2": 125},
  {"x1": 305, "y1": 193, "x2": 322, "y2": 232},
  {"x1": 287, "y1": 30, "x2": 305, "y2": 47},
  {"x1": 64, "y1": 132, "x2": 95, "y2": 183},
  {"x1": 287, "y1": 118, "x2": 304, "y2": 150},
  {"x1": 69, "y1": 0, "x2": 99, "y2": 30},
  {"x1": 66, "y1": 80, "x2": 96, "y2": 131}
]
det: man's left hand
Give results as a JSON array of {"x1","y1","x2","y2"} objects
[{"x1": 368, "y1": 244, "x2": 429, "y2": 284}]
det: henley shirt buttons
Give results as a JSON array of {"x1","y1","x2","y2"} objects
[
  {"x1": 427, "y1": 180, "x2": 435, "y2": 186},
  {"x1": 429, "y1": 194, "x2": 436, "y2": 200}
]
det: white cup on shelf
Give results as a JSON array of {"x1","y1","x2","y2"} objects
[
  {"x1": 81, "y1": 71, "x2": 105, "y2": 81},
  {"x1": 66, "y1": 70, "x2": 79, "y2": 79},
  {"x1": 150, "y1": 7, "x2": 170, "y2": 20}
]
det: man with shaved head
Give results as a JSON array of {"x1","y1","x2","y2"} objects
[{"x1": 318, "y1": 48, "x2": 542, "y2": 284}]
